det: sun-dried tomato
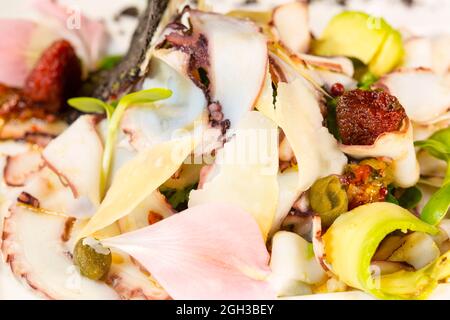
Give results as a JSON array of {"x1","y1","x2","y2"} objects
[
  {"x1": 24, "y1": 39, "x2": 82, "y2": 113},
  {"x1": 336, "y1": 89, "x2": 406, "y2": 145}
]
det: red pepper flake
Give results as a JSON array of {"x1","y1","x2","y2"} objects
[
  {"x1": 330, "y1": 82, "x2": 345, "y2": 97},
  {"x1": 379, "y1": 187, "x2": 388, "y2": 199},
  {"x1": 148, "y1": 211, "x2": 164, "y2": 225},
  {"x1": 17, "y1": 191, "x2": 40, "y2": 208},
  {"x1": 350, "y1": 164, "x2": 372, "y2": 184}
]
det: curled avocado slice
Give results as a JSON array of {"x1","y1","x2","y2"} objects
[
  {"x1": 312, "y1": 11, "x2": 404, "y2": 76},
  {"x1": 323, "y1": 202, "x2": 450, "y2": 299}
]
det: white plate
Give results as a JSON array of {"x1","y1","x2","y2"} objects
[{"x1": 0, "y1": 0, "x2": 449, "y2": 300}]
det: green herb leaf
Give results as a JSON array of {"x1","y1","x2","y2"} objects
[
  {"x1": 98, "y1": 55, "x2": 123, "y2": 71},
  {"x1": 398, "y1": 186, "x2": 422, "y2": 210},
  {"x1": 358, "y1": 71, "x2": 378, "y2": 90},
  {"x1": 415, "y1": 140, "x2": 449, "y2": 161},
  {"x1": 68, "y1": 97, "x2": 114, "y2": 119},
  {"x1": 120, "y1": 88, "x2": 172, "y2": 106},
  {"x1": 415, "y1": 127, "x2": 450, "y2": 161},
  {"x1": 325, "y1": 98, "x2": 341, "y2": 141},
  {"x1": 430, "y1": 125, "x2": 450, "y2": 145},
  {"x1": 386, "y1": 193, "x2": 399, "y2": 205},
  {"x1": 385, "y1": 185, "x2": 399, "y2": 205}
]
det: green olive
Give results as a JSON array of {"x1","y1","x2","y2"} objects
[
  {"x1": 73, "y1": 237, "x2": 112, "y2": 280},
  {"x1": 309, "y1": 175, "x2": 348, "y2": 228}
]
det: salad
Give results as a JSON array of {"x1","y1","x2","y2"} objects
[{"x1": 0, "y1": 0, "x2": 449, "y2": 300}]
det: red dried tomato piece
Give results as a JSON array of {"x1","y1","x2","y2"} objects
[
  {"x1": 24, "y1": 40, "x2": 82, "y2": 113},
  {"x1": 336, "y1": 89, "x2": 407, "y2": 145}
]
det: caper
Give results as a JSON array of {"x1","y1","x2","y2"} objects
[
  {"x1": 73, "y1": 237, "x2": 112, "y2": 280},
  {"x1": 309, "y1": 175, "x2": 348, "y2": 227}
]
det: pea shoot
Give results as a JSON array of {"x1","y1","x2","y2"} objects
[
  {"x1": 68, "y1": 88, "x2": 172, "y2": 198},
  {"x1": 415, "y1": 127, "x2": 450, "y2": 225}
]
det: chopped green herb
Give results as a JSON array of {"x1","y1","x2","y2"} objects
[
  {"x1": 98, "y1": 55, "x2": 123, "y2": 71},
  {"x1": 160, "y1": 183, "x2": 198, "y2": 211},
  {"x1": 306, "y1": 242, "x2": 315, "y2": 259},
  {"x1": 325, "y1": 97, "x2": 341, "y2": 141},
  {"x1": 358, "y1": 71, "x2": 379, "y2": 90},
  {"x1": 398, "y1": 186, "x2": 422, "y2": 210},
  {"x1": 385, "y1": 185, "x2": 399, "y2": 205}
]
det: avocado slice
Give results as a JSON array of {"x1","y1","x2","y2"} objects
[
  {"x1": 312, "y1": 11, "x2": 404, "y2": 76},
  {"x1": 369, "y1": 29, "x2": 404, "y2": 76}
]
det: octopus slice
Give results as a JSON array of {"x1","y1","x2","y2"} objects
[
  {"x1": 119, "y1": 9, "x2": 269, "y2": 155},
  {"x1": 42, "y1": 115, "x2": 103, "y2": 209},
  {"x1": 4, "y1": 148, "x2": 43, "y2": 187},
  {"x1": 271, "y1": 79, "x2": 347, "y2": 233},
  {"x1": 271, "y1": 1, "x2": 310, "y2": 54},
  {"x1": 190, "y1": 10, "x2": 268, "y2": 130},
  {"x1": 296, "y1": 54, "x2": 356, "y2": 90},
  {"x1": 121, "y1": 49, "x2": 208, "y2": 152},
  {"x1": 3, "y1": 115, "x2": 104, "y2": 219},
  {"x1": 375, "y1": 68, "x2": 450, "y2": 124},
  {"x1": 1, "y1": 205, "x2": 119, "y2": 299},
  {"x1": 404, "y1": 36, "x2": 450, "y2": 75},
  {"x1": 298, "y1": 54, "x2": 354, "y2": 77},
  {"x1": 1, "y1": 192, "x2": 170, "y2": 300},
  {"x1": 19, "y1": 167, "x2": 96, "y2": 219},
  {"x1": 0, "y1": 118, "x2": 67, "y2": 147},
  {"x1": 159, "y1": 9, "x2": 269, "y2": 131},
  {"x1": 106, "y1": 253, "x2": 169, "y2": 300}
]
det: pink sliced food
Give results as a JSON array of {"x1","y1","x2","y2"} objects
[
  {"x1": 0, "y1": 20, "x2": 37, "y2": 87},
  {"x1": 103, "y1": 203, "x2": 276, "y2": 300},
  {"x1": 32, "y1": 0, "x2": 107, "y2": 69}
]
